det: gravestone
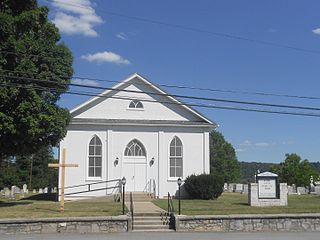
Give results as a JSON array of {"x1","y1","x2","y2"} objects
[
  {"x1": 315, "y1": 186, "x2": 320, "y2": 195},
  {"x1": 4, "y1": 188, "x2": 10, "y2": 198},
  {"x1": 223, "y1": 183, "x2": 228, "y2": 192},
  {"x1": 23, "y1": 184, "x2": 28, "y2": 193},
  {"x1": 53, "y1": 187, "x2": 57, "y2": 193},
  {"x1": 287, "y1": 185, "x2": 296, "y2": 195},
  {"x1": 44, "y1": 187, "x2": 48, "y2": 194},
  {"x1": 228, "y1": 184, "x2": 234, "y2": 192},
  {"x1": 33, "y1": 189, "x2": 37, "y2": 194},
  {"x1": 242, "y1": 184, "x2": 249, "y2": 194},
  {"x1": 11, "y1": 186, "x2": 20, "y2": 198},
  {"x1": 297, "y1": 187, "x2": 307, "y2": 195},
  {"x1": 235, "y1": 184, "x2": 243, "y2": 193},
  {"x1": 38, "y1": 188, "x2": 43, "y2": 194}
]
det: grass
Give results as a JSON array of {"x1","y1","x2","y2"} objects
[
  {"x1": 2, "y1": 192, "x2": 320, "y2": 218},
  {"x1": 152, "y1": 193, "x2": 320, "y2": 215},
  {"x1": 0, "y1": 193, "x2": 124, "y2": 219}
]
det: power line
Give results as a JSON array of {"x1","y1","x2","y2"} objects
[
  {"x1": 46, "y1": 0, "x2": 320, "y2": 55},
  {"x1": 2, "y1": 77, "x2": 320, "y2": 118},
  {"x1": 2, "y1": 73, "x2": 320, "y2": 112},
  {"x1": 2, "y1": 68, "x2": 320, "y2": 101}
]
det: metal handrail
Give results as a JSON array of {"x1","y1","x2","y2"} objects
[
  {"x1": 152, "y1": 179, "x2": 156, "y2": 197},
  {"x1": 63, "y1": 178, "x2": 121, "y2": 189},
  {"x1": 167, "y1": 192, "x2": 174, "y2": 214},
  {"x1": 130, "y1": 192, "x2": 134, "y2": 230},
  {"x1": 61, "y1": 178, "x2": 122, "y2": 196}
]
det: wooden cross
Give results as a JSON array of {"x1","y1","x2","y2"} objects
[{"x1": 48, "y1": 148, "x2": 78, "y2": 212}]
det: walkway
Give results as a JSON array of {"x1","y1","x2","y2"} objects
[{"x1": 124, "y1": 192, "x2": 164, "y2": 214}]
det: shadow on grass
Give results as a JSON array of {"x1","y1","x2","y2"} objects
[
  {"x1": 22, "y1": 193, "x2": 58, "y2": 202},
  {"x1": 0, "y1": 200, "x2": 32, "y2": 207},
  {"x1": 232, "y1": 202, "x2": 249, "y2": 206}
]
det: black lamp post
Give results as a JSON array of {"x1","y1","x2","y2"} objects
[
  {"x1": 177, "y1": 177, "x2": 182, "y2": 215},
  {"x1": 121, "y1": 177, "x2": 126, "y2": 215}
]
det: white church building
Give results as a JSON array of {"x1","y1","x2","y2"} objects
[{"x1": 59, "y1": 73, "x2": 216, "y2": 198}]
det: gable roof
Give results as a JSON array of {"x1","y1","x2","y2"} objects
[{"x1": 70, "y1": 73, "x2": 217, "y2": 127}]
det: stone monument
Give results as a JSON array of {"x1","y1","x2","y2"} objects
[{"x1": 248, "y1": 171, "x2": 288, "y2": 206}]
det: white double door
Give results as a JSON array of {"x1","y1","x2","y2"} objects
[{"x1": 122, "y1": 157, "x2": 147, "y2": 192}]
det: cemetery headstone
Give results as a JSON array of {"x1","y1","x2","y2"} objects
[
  {"x1": 39, "y1": 188, "x2": 43, "y2": 194},
  {"x1": 44, "y1": 187, "x2": 48, "y2": 194},
  {"x1": 4, "y1": 188, "x2": 10, "y2": 198},
  {"x1": 287, "y1": 185, "x2": 296, "y2": 195},
  {"x1": 223, "y1": 183, "x2": 228, "y2": 192},
  {"x1": 315, "y1": 186, "x2": 320, "y2": 195},
  {"x1": 235, "y1": 184, "x2": 243, "y2": 193},
  {"x1": 23, "y1": 184, "x2": 28, "y2": 193},
  {"x1": 33, "y1": 189, "x2": 37, "y2": 194},
  {"x1": 242, "y1": 184, "x2": 249, "y2": 194},
  {"x1": 297, "y1": 187, "x2": 307, "y2": 195}
]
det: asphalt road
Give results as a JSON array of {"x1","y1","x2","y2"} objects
[{"x1": 2, "y1": 232, "x2": 320, "y2": 240}]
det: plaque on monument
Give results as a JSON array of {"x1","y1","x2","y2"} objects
[{"x1": 257, "y1": 172, "x2": 278, "y2": 199}]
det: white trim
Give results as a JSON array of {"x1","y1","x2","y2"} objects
[
  {"x1": 86, "y1": 134, "x2": 103, "y2": 181},
  {"x1": 126, "y1": 108, "x2": 144, "y2": 111},
  {"x1": 70, "y1": 73, "x2": 215, "y2": 125}
]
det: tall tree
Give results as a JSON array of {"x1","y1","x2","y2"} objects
[
  {"x1": 210, "y1": 131, "x2": 240, "y2": 182},
  {"x1": 0, "y1": 146, "x2": 58, "y2": 189},
  {"x1": 0, "y1": 0, "x2": 73, "y2": 164},
  {"x1": 275, "y1": 153, "x2": 318, "y2": 187}
]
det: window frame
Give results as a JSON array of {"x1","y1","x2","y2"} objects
[
  {"x1": 87, "y1": 135, "x2": 103, "y2": 180},
  {"x1": 168, "y1": 136, "x2": 183, "y2": 180},
  {"x1": 124, "y1": 139, "x2": 146, "y2": 157},
  {"x1": 127, "y1": 100, "x2": 144, "y2": 111}
]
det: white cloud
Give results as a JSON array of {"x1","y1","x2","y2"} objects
[
  {"x1": 235, "y1": 148, "x2": 246, "y2": 153},
  {"x1": 312, "y1": 28, "x2": 320, "y2": 35},
  {"x1": 239, "y1": 140, "x2": 252, "y2": 146},
  {"x1": 81, "y1": 51, "x2": 131, "y2": 65},
  {"x1": 116, "y1": 32, "x2": 128, "y2": 40},
  {"x1": 51, "y1": 0, "x2": 103, "y2": 37},
  {"x1": 254, "y1": 142, "x2": 270, "y2": 147},
  {"x1": 72, "y1": 78, "x2": 99, "y2": 86}
]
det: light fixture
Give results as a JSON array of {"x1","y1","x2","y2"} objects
[
  {"x1": 150, "y1": 157, "x2": 155, "y2": 166},
  {"x1": 114, "y1": 157, "x2": 119, "y2": 166},
  {"x1": 121, "y1": 177, "x2": 126, "y2": 186},
  {"x1": 177, "y1": 177, "x2": 182, "y2": 186}
]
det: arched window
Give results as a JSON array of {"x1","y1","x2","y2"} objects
[
  {"x1": 169, "y1": 136, "x2": 183, "y2": 178},
  {"x1": 88, "y1": 135, "x2": 102, "y2": 177},
  {"x1": 124, "y1": 139, "x2": 146, "y2": 156},
  {"x1": 129, "y1": 100, "x2": 143, "y2": 109}
]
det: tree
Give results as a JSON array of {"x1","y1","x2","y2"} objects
[
  {"x1": 0, "y1": 0, "x2": 73, "y2": 164},
  {"x1": 275, "y1": 153, "x2": 318, "y2": 187},
  {"x1": 0, "y1": 145, "x2": 58, "y2": 189},
  {"x1": 210, "y1": 131, "x2": 240, "y2": 182}
]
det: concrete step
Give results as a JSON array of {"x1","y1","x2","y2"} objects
[
  {"x1": 134, "y1": 212, "x2": 165, "y2": 217},
  {"x1": 134, "y1": 220, "x2": 168, "y2": 226},
  {"x1": 133, "y1": 224, "x2": 170, "y2": 230},
  {"x1": 133, "y1": 229, "x2": 175, "y2": 232}
]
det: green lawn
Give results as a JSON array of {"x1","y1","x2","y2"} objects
[
  {"x1": 153, "y1": 193, "x2": 320, "y2": 215},
  {"x1": 0, "y1": 194, "x2": 124, "y2": 219}
]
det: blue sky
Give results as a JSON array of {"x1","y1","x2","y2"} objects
[{"x1": 41, "y1": 0, "x2": 320, "y2": 163}]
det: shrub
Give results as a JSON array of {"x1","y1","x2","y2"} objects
[{"x1": 184, "y1": 173, "x2": 224, "y2": 200}]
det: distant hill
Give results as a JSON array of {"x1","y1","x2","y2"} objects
[
  {"x1": 239, "y1": 162, "x2": 277, "y2": 183},
  {"x1": 239, "y1": 161, "x2": 320, "y2": 183}
]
